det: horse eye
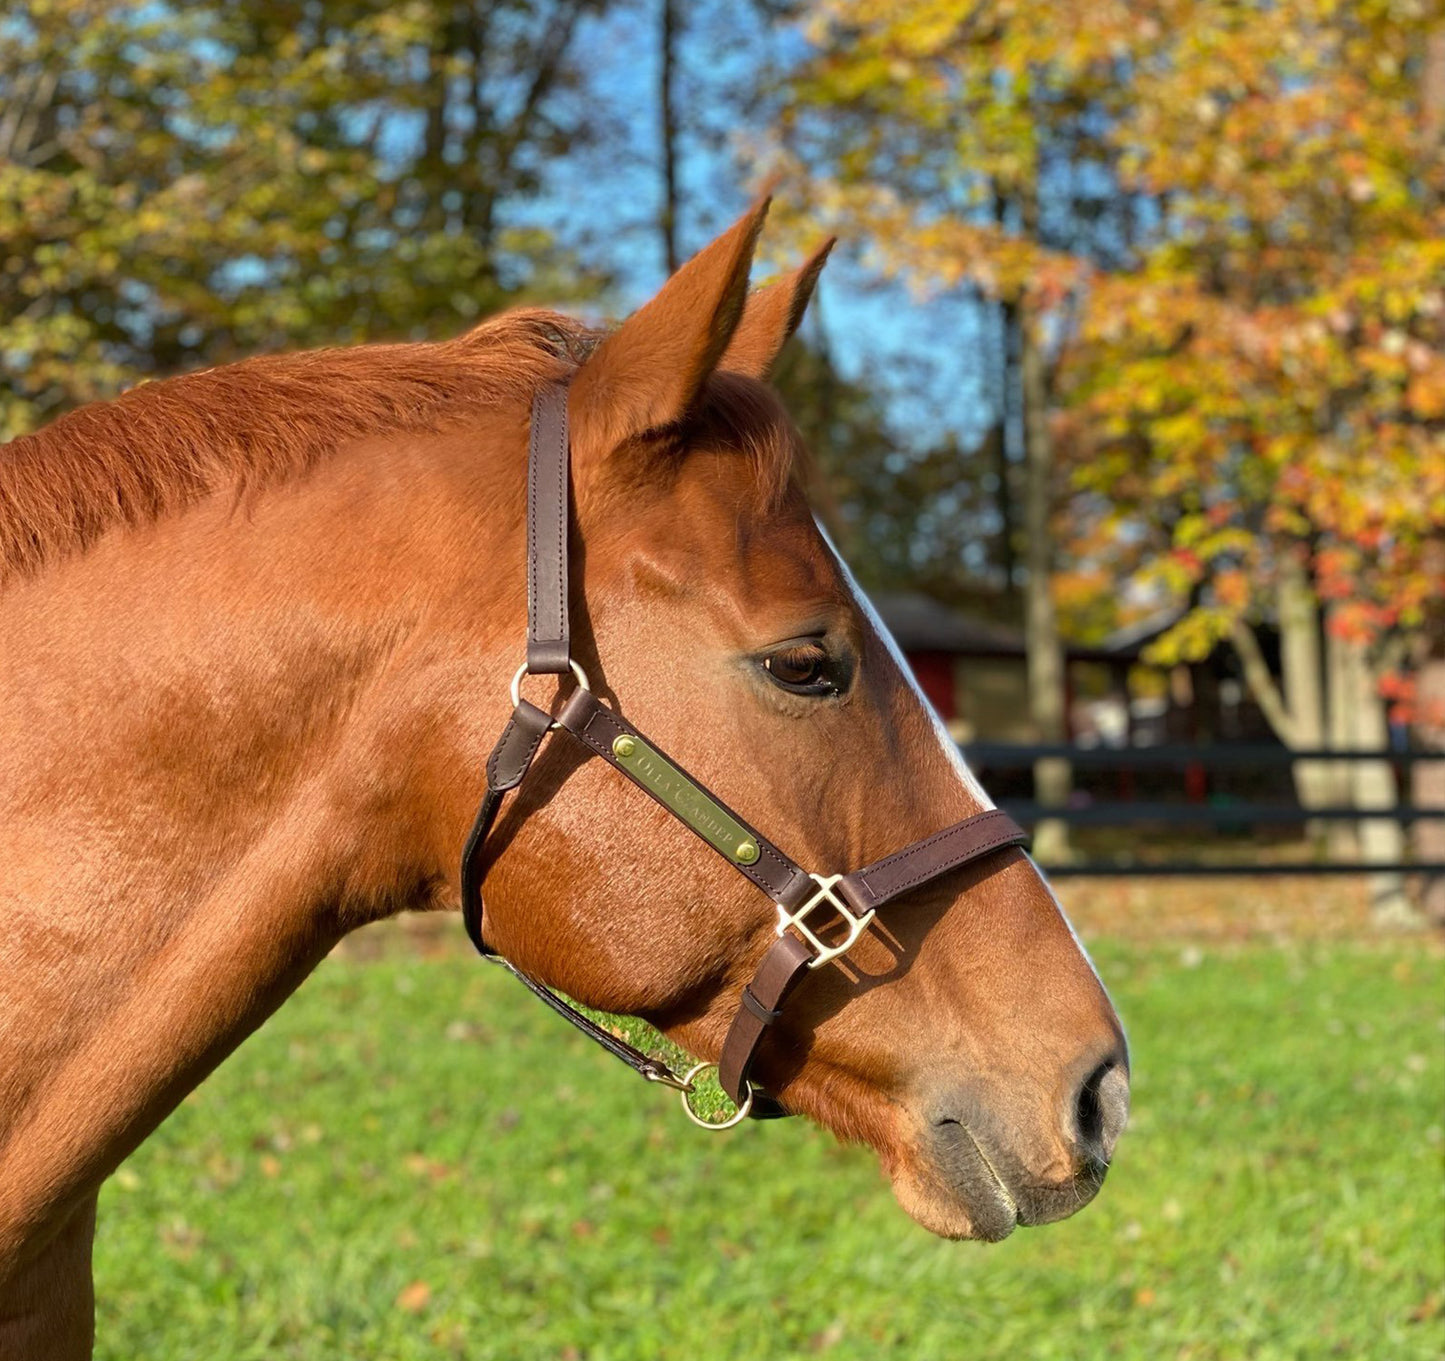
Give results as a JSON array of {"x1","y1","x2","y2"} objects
[{"x1": 762, "y1": 642, "x2": 832, "y2": 693}]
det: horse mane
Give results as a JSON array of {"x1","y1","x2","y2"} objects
[
  {"x1": 0, "y1": 309, "x2": 803, "y2": 589},
  {"x1": 0, "y1": 310, "x2": 594, "y2": 586}
]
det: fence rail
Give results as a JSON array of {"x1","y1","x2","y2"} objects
[
  {"x1": 959, "y1": 742, "x2": 1445, "y2": 877},
  {"x1": 1003, "y1": 801, "x2": 1444, "y2": 827},
  {"x1": 963, "y1": 742, "x2": 1444, "y2": 768}
]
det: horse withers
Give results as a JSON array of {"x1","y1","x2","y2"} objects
[{"x1": 0, "y1": 197, "x2": 1128, "y2": 1358}]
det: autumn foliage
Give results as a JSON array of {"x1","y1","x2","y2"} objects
[
  {"x1": 785, "y1": 0, "x2": 1444, "y2": 703},
  {"x1": 1063, "y1": 3, "x2": 1445, "y2": 677}
]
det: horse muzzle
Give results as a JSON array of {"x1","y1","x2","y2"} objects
[{"x1": 900, "y1": 1048, "x2": 1130, "y2": 1241}]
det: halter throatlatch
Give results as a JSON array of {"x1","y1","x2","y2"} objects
[{"x1": 460, "y1": 383, "x2": 1029, "y2": 1127}]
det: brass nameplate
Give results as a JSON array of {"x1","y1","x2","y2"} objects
[{"x1": 610, "y1": 734, "x2": 760, "y2": 865}]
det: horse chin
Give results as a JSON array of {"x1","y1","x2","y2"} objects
[{"x1": 886, "y1": 1142, "x2": 1020, "y2": 1243}]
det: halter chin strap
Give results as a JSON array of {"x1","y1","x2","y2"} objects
[{"x1": 460, "y1": 383, "x2": 1029, "y2": 1125}]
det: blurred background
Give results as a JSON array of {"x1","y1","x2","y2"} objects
[{"x1": 4, "y1": 3, "x2": 1442, "y2": 1358}]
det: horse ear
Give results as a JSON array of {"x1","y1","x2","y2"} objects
[
  {"x1": 568, "y1": 197, "x2": 770, "y2": 460},
  {"x1": 718, "y1": 238, "x2": 835, "y2": 380}
]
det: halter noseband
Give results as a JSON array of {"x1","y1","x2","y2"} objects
[{"x1": 460, "y1": 385, "x2": 1028, "y2": 1127}]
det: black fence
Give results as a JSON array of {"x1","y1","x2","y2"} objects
[{"x1": 960, "y1": 743, "x2": 1445, "y2": 876}]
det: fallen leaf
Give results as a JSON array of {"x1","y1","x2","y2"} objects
[
  {"x1": 1409, "y1": 1293, "x2": 1441, "y2": 1323},
  {"x1": 396, "y1": 1281, "x2": 431, "y2": 1313}
]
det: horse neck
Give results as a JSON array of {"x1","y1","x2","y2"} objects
[{"x1": 0, "y1": 419, "x2": 523, "y2": 1249}]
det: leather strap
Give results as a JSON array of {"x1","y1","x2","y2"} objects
[
  {"x1": 527, "y1": 385, "x2": 571, "y2": 674},
  {"x1": 716, "y1": 810, "x2": 1028, "y2": 1106},
  {"x1": 838, "y1": 809, "x2": 1028, "y2": 914},
  {"x1": 461, "y1": 699, "x2": 554, "y2": 955},
  {"x1": 717, "y1": 933, "x2": 813, "y2": 1105},
  {"x1": 488, "y1": 954, "x2": 690, "y2": 1088}
]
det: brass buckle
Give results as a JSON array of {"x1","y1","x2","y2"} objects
[{"x1": 775, "y1": 873, "x2": 877, "y2": 968}]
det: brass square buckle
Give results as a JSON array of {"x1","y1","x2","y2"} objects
[{"x1": 775, "y1": 873, "x2": 877, "y2": 969}]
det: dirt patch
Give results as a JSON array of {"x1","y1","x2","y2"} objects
[
  {"x1": 1058, "y1": 873, "x2": 1393, "y2": 942},
  {"x1": 336, "y1": 874, "x2": 1442, "y2": 964}
]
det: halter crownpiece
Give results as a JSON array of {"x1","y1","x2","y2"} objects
[{"x1": 460, "y1": 383, "x2": 1029, "y2": 1127}]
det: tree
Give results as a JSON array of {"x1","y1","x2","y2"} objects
[
  {"x1": 1058, "y1": 1, "x2": 1445, "y2": 919},
  {"x1": 0, "y1": 0, "x2": 611, "y2": 438}
]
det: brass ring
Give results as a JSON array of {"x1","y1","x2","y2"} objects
[
  {"x1": 679, "y1": 1062, "x2": 753, "y2": 1131},
  {"x1": 509, "y1": 659, "x2": 591, "y2": 725}
]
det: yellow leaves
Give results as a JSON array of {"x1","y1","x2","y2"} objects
[
  {"x1": 1053, "y1": 566, "x2": 1121, "y2": 643},
  {"x1": 131, "y1": 205, "x2": 171, "y2": 236},
  {"x1": 1149, "y1": 549, "x2": 1204, "y2": 598},
  {"x1": 1143, "y1": 609, "x2": 1234, "y2": 667},
  {"x1": 1150, "y1": 410, "x2": 1209, "y2": 456},
  {"x1": 1174, "y1": 513, "x2": 1210, "y2": 549}
]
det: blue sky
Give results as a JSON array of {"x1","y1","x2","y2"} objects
[{"x1": 509, "y1": 3, "x2": 997, "y2": 457}]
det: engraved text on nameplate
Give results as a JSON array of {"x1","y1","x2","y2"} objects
[{"x1": 612, "y1": 738, "x2": 759, "y2": 864}]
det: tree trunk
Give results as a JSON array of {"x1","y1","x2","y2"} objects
[
  {"x1": 982, "y1": 420, "x2": 1016, "y2": 595},
  {"x1": 1019, "y1": 304, "x2": 1071, "y2": 863},
  {"x1": 997, "y1": 295, "x2": 1022, "y2": 599},
  {"x1": 1338, "y1": 636, "x2": 1417, "y2": 927},
  {"x1": 1324, "y1": 617, "x2": 1360, "y2": 858},
  {"x1": 658, "y1": 0, "x2": 681, "y2": 274},
  {"x1": 1276, "y1": 556, "x2": 1331, "y2": 840},
  {"x1": 1421, "y1": 24, "x2": 1445, "y2": 150},
  {"x1": 1411, "y1": 654, "x2": 1445, "y2": 925}
]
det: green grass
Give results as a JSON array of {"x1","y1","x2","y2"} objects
[{"x1": 94, "y1": 939, "x2": 1445, "y2": 1361}]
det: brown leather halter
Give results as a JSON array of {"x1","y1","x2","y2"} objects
[{"x1": 461, "y1": 385, "x2": 1029, "y2": 1127}]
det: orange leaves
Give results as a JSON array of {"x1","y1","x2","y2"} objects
[
  {"x1": 1067, "y1": 215, "x2": 1445, "y2": 653},
  {"x1": 1213, "y1": 569, "x2": 1250, "y2": 611},
  {"x1": 1327, "y1": 601, "x2": 1395, "y2": 645},
  {"x1": 1313, "y1": 547, "x2": 1360, "y2": 602},
  {"x1": 1377, "y1": 671, "x2": 1415, "y2": 704},
  {"x1": 1406, "y1": 364, "x2": 1445, "y2": 421}
]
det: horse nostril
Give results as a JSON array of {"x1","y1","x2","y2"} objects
[
  {"x1": 1073, "y1": 1057, "x2": 1130, "y2": 1166},
  {"x1": 1075, "y1": 1071, "x2": 1103, "y2": 1147}
]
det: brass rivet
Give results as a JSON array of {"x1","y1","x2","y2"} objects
[
  {"x1": 612, "y1": 734, "x2": 637, "y2": 759},
  {"x1": 734, "y1": 839, "x2": 760, "y2": 865}
]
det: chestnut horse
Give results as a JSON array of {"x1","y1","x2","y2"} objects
[{"x1": 0, "y1": 199, "x2": 1128, "y2": 1358}]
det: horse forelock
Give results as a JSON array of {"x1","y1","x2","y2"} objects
[{"x1": 687, "y1": 370, "x2": 809, "y2": 513}]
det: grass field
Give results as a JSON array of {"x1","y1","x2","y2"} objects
[{"x1": 94, "y1": 931, "x2": 1444, "y2": 1360}]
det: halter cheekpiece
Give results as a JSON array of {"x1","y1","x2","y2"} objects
[{"x1": 460, "y1": 384, "x2": 1029, "y2": 1127}]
